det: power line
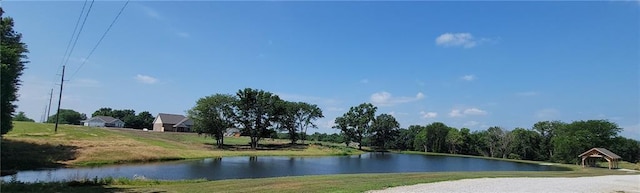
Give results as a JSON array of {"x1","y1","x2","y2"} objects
[
  {"x1": 58, "y1": 0, "x2": 88, "y2": 69},
  {"x1": 51, "y1": 0, "x2": 88, "y2": 98},
  {"x1": 51, "y1": 0, "x2": 94, "y2": 132},
  {"x1": 62, "y1": 0, "x2": 95, "y2": 69},
  {"x1": 70, "y1": 0, "x2": 130, "y2": 80}
]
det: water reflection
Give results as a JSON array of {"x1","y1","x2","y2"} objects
[{"x1": 2, "y1": 153, "x2": 568, "y2": 182}]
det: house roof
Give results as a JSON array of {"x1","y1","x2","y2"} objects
[
  {"x1": 578, "y1": 148, "x2": 622, "y2": 159},
  {"x1": 174, "y1": 118, "x2": 193, "y2": 128},
  {"x1": 157, "y1": 113, "x2": 192, "y2": 126},
  {"x1": 87, "y1": 116, "x2": 123, "y2": 124}
]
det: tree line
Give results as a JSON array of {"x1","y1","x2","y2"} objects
[
  {"x1": 189, "y1": 91, "x2": 639, "y2": 164},
  {"x1": 188, "y1": 88, "x2": 324, "y2": 149},
  {"x1": 91, "y1": 108, "x2": 154, "y2": 129},
  {"x1": 39, "y1": 108, "x2": 155, "y2": 129},
  {"x1": 324, "y1": 102, "x2": 639, "y2": 164}
]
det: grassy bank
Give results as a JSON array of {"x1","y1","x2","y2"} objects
[
  {"x1": 2, "y1": 167, "x2": 635, "y2": 193},
  {"x1": 1, "y1": 122, "x2": 360, "y2": 171},
  {"x1": 401, "y1": 150, "x2": 640, "y2": 171},
  {"x1": 3, "y1": 122, "x2": 638, "y2": 193}
]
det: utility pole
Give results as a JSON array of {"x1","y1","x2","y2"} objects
[
  {"x1": 41, "y1": 105, "x2": 48, "y2": 123},
  {"x1": 54, "y1": 65, "x2": 65, "y2": 133},
  {"x1": 47, "y1": 88, "x2": 53, "y2": 119}
]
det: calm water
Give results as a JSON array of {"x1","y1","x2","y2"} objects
[{"x1": 2, "y1": 153, "x2": 568, "y2": 182}]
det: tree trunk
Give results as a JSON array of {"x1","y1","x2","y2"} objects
[{"x1": 250, "y1": 137, "x2": 257, "y2": 149}]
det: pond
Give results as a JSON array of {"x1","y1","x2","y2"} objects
[{"x1": 2, "y1": 153, "x2": 568, "y2": 182}]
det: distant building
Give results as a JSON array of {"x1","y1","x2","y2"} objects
[
  {"x1": 153, "y1": 113, "x2": 193, "y2": 132},
  {"x1": 225, "y1": 128, "x2": 241, "y2": 137},
  {"x1": 83, "y1": 116, "x2": 125, "y2": 128}
]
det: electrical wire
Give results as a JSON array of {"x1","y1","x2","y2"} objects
[
  {"x1": 69, "y1": 0, "x2": 130, "y2": 80},
  {"x1": 62, "y1": 0, "x2": 95, "y2": 69}
]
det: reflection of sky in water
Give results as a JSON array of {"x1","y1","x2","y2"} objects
[{"x1": 1, "y1": 153, "x2": 568, "y2": 182}]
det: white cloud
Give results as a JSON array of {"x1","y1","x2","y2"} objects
[
  {"x1": 135, "y1": 74, "x2": 158, "y2": 84},
  {"x1": 464, "y1": 108, "x2": 487, "y2": 115},
  {"x1": 360, "y1": 79, "x2": 369, "y2": 84},
  {"x1": 420, "y1": 111, "x2": 438, "y2": 119},
  {"x1": 177, "y1": 32, "x2": 190, "y2": 38},
  {"x1": 449, "y1": 107, "x2": 488, "y2": 117},
  {"x1": 316, "y1": 118, "x2": 336, "y2": 129},
  {"x1": 370, "y1": 91, "x2": 425, "y2": 107},
  {"x1": 461, "y1": 75, "x2": 476, "y2": 81},
  {"x1": 449, "y1": 109, "x2": 463, "y2": 117},
  {"x1": 535, "y1": 108, "x2": 560, "y2": 119},
  {"x1": 435, "y1": 33, "x2": 478, "y2": 48},
  {"x1": 516, "y1": 91, "x2": 539, "y2": 96},
  {"x1": 463, "y1": 121, "x2": 480, "y2": 127},
  {"x1": 389, "y1": 111, "x2": 409, "y2": 117},
  {"x1": 140, "y1": 5, "x2": 161, "y2": 20}
]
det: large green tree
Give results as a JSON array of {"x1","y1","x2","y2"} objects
[
  {"x1": 12, "y1": 111, "x2": 34, "y2": 122},
  {"x1": 370, "y1": 113, "x2": 400, "y2": 150},
  {"x1": 333, "y1": 116, "x2": 354, "y2": 147},
  {"x1": 468, "y1": 130, "x2": 490, "y2": 156},
  {"x1": 235, "y1": 88, "x2": 281, "y2": 149},
  {"x1": 417, "y1": 122, "x2": 450, "y2": 153},
  {"x1": 457, "y1": 128, "x2": 472, "y2": 155},
  {"x1": 334, "y1": 103, "x2": 377, "y2": 150},
  {"x1": 532, "y1": 120, "x2": 565, "y2": 160},
  {"x1": 609, "y1": 136, "x2": 640, "y2": 163},
  {"x1": 293, "y1": 102, "x2": 323, "y2": 144},
  {"x1": 1, "y1": 8, "x2": 29, "y2": 135},
  {"x1": 188, "y1": 94, "x2": 237, "y2": 148},
  {"x1": 136, "y1": 111, "x2": 155, "y2": 129},
  {"x1": 446, "y1": 127, "x2": 463, "y2": 154},
  {"x1": 552, "y1": 120, "x2": 621, "y2": 163},
  {"x1": 92, "y1": 107, "x2": 113, "y2": 117},
  {"x1": 273, "y1": 100, "x2": 299, "y2": 144},
  {"x1": 509, "y1": 128, "x2": 542, "y2": 160},
  {"x1": 46, "y1": 109, "x2": 86, "y2": 125},
  {"x1": 392, "y1": 125, "x2": 420, "y2": 151}
]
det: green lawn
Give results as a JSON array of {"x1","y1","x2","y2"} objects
[
  {"x1": 2, "y1": 167, "x2": 635, "y2": 193},
  {"x1": 2, "y1": 122, "x2": 638, "y2": 193},
  {"x1": 1, "y1": 122, "x2": 361, "y2": 170}
]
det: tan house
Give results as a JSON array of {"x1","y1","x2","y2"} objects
[{"x1": 153, "y1": 113, "x2": 193, "y2": 132}]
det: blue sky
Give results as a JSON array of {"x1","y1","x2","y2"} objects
[{"x1": 4, "y1": 1, "x2": 639, "y2": 139}]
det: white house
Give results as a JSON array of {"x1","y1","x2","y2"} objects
[{"x1": 83, "y1": 116, "x2": 125, "y2": 128}]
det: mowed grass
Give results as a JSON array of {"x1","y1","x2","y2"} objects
[
  {"x1": 2, "y1": 122, "x2": 361, "y2": 169},
  {"x1": 3, "y1": 167, "x2": 636, "y2": 193},
  {"x1": 3, "y1": 122, "x2": 638, "y2": 193}
]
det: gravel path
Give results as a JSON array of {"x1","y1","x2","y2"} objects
[{"x1": 369, "y1": 175, "x2": 640, "y2": 193}]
